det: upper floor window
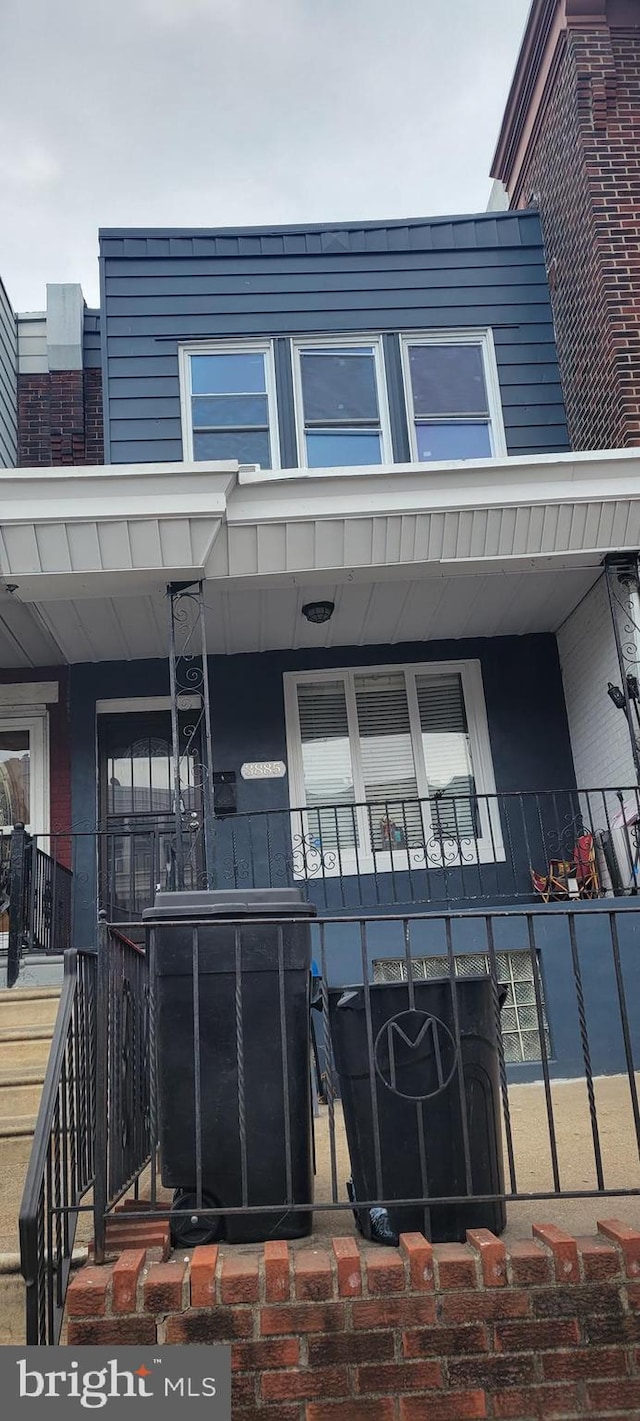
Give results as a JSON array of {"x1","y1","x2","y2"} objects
[
  {"x1": 180, "y1": 342, "x2": 279, "y2": 468},
  {"x1": 292, "y1": 336, "x2": 392, "y2": 468},
  {"x1": 400, "y1": 331, "x2": 506, "y2": 462}
]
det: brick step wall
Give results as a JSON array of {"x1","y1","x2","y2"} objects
[{"x1": 65, "y1": 1221, "x2": 640, "y2": 1420}]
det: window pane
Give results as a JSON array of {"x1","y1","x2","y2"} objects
[
  {"x1": 191, "y1": 394, "x2": 269, "y2": 429},
  {"x1": 416, "y1": 674, "x2": 477, "y2": 838},
  {"x1": 191, "y1": 352, "x2": 267, "y2": 395},
  {"x1": 0, "y1": 730, "x2": 30, "y2": 827},
  {"x1": 300, "y1": 349, "x2": 379, "y2": 423},
  {"x1": 193, "y1": 429, "x2": 271, "y2": 466},
  {"x1": 408, "y1": 344, "x2": 488, "y2": 417},
  {"x1": 306, "y1": 430, "x2": 382, "y2": 467},
  {"x1": 354, "y1": 673, "x2": 422, "y2": 850},
  {"x1": 416, "y1": 422, "x2": 492, "y2": 461},
  {"x1": 297, "y1": 681, "x2": 356, "y2": 851}
]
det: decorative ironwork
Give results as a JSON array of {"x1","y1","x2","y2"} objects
[
  {"x1": 606, "y1": 554, "x2": 640, "y2": 784},
  {"x1": 167, "y1": 580, "x2": 215, "y2": 890}
]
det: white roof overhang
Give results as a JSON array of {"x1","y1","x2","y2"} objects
[{"x1": 0, "y1": 449, "x2": 638, "y2": 663}]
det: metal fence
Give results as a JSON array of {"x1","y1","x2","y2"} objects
[
  {"x1": 19, "y1": 948, "x2": 97, "y2": 1345},
  {"x1": 19, "y1": 900, "x2": 640, "y2": 1341},
  {"x1": 5, "y1": 824, "x2": 73, "y2": 987}
]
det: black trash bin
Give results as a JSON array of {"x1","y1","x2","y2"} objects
[
  {"x1": 328, "y1": 974, "x2": 506, "y2": 1243},
  {"x1": 144, "y1": 887, "x2": 316, "y2": 1245}
]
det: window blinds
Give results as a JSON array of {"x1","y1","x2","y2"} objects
[
  {"x1": 297, "y1": 680, "x2": 357, "y2": 849},
  {"x1": 354, "y1": 673, "x2": 422, "y2": 849},
  {"x1": 416, "y1": 674, "x2": 476, "y2": 837}
]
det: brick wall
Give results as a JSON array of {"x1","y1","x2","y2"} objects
[
  {"x1": 507, "y1": 20, "x2": 640, "y2": 451},
  {"x1": 64, "y1": 1223, "x2": 640, "y2": 1419},
  {"x1": 18, "y1": 369, "x2": 103, "y2": 467}
]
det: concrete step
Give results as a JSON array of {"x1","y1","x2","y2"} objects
[
  {"x1": 0, "y1": 1027, "x2": 54, "y2": 1072},
  {"x1": 0, "y1": 1271, "x2": 25, "y2": 1345},
  {"x1": 0, "y1": 987, "x2": 60, "y2": 1030},
  {"x1": 0, "y1": 1133, "x2": 35, "y2": 1256},
  {"x1": 0, "y1": 1069, "x2": 46, "y2": 1119}
]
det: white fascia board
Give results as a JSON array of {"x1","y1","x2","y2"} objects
[{"x1": 0, "y1": 461, "x2": 238, "y2": 523}]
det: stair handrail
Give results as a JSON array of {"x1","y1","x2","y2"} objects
[{"x1": 18, "y1": 946, "x2": 97, "y2": 1345}]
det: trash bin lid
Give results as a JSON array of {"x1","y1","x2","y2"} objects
[{"x1": 143, "y1": 887, "x2": 317, "y2": 920}]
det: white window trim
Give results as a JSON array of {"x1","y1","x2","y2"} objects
[
  {"x1": 399, "y1": 328, "x2": 507, "y2": 462},
  {"x1": 290, "y1": 333, "x2": 394, "y2": 470},
  {"x1": 178, "y1": 339, "x2": 281, "y2": 470},
  {"x1": 0, "y1": 709, "x2": 49, "y2": 836},
  {"x1": 283, "y1": 659, "x2": 504, "y2": 879}
]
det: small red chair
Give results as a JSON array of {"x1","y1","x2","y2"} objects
[{"x1": 531, "y1": 831, "x2": 600, "y2": 902}]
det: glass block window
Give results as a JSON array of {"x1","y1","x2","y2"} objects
[{"x1": 372, "y1": 950, "x2": 551, "y2": 1064}]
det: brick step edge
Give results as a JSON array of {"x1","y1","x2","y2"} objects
[{"x1": 67, "y1": 1218, "x2": 640, "y2": 1318}]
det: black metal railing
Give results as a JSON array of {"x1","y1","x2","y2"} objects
[
  {"x1": 98, "y1": 786, "x2": 640, "y2": 916},
  {"x1": 19, "y1": 947, "x2": 97, "y2": 1345},
  {"x1": 20, "y1": 900, "x2": 640, "y2": 1342},
  {"x1": 5, "y1": 824, "x2": 73, "y2": 987}
]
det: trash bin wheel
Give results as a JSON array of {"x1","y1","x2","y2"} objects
[{"x1": 170, "y1": 1188, "x2": 223, "y2": 1248}]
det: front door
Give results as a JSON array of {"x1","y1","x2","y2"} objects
[{"x1": 98, "y1": 711, "x2": 203, "y2": 920}]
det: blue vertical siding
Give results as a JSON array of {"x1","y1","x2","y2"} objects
[{"x1": 98, "y1": 214, "x2": 569, "y2": 465}]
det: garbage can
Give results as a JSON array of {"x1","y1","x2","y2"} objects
[
  {"x1": 328, "y1": 974, "x2": 506, "y2": 1243},
  {"x1": 144, "y1": 887, "x2": 316, "y2": 1245}
]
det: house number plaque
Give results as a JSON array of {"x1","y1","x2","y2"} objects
[{"x1": 240, "y1": 760, "x2": 287, "y2": 779}]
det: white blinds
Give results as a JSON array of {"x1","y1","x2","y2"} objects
[
  {"x1": 354, "y1": 673, "x2": 422, "y2": 849},
  {"x1": 416, "y1": 673, "x2": 476, "y2": 837},
  {"x1": 294, "y1": 666, "x2": 482, "y2": 856},
  {"x1": 297, "y1": 680, "x2": 357, "y2": 849}
]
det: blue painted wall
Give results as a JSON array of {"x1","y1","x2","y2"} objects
[
  {"x1": 70, "y1": 631, "x2": 574, "y2": 929},
  {"x1": 98, "y1": 213, "x2": 570, "y2": 465}
]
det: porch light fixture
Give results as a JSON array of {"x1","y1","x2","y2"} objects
[
  {"x1": 302, "y1": 600, "x2": 335, "y2": 625},
  {"x1": 608, "y1": 682, "x2": 627, "y2": 710}
]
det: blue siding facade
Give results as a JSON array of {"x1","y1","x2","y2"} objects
[{"x1": 99, "y1": 213, "x2": 570, "y2": 465}]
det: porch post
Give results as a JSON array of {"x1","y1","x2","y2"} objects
[
  {"x1": 167, "y1": 581, "x2": 215, "y2": 890},
  {"x1": 605, "y1": 553, "x2": 640, "y2": 784}
]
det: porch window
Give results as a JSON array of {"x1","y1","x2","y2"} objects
[
  {"x1": 292, "y1": 337, "x2": 392, "y2": 467},
  {"x1": 180, "y1": 341, "x2": 279, "y2": 468},
  {"x1": 284, "y1": 660, "x2": 502, "y2": 875},
  {"x1": 0, "y1": 714, "x2": 48, "y2": 834},
  {"x1": 400, "y1": 331, "x2": 507, "y2": 462}
]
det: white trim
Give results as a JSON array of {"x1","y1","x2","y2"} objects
[
  {"x1": 0, "y1": 681, "x2": 58, "y2": 706},
  {"x1": 178, "y1": 340, "x2": 281, "y2": 470},
  {"x1": 290, "y1": 334, "x2": 394, "y2": 469},
  {"x1": 96, "y1": 695, "x2": 201, "y2": 715},
  {"x1": 283, "y1": 658, "x2": 503, "y2": 879},
  {"x1": 399, "y1": 328, "x2": 508, "y2": 461},
  {"x1": 0, "y1": 710, "x2": 49, "y2": 835}
]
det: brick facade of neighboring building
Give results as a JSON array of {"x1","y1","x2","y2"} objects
[
  {"x1": 18, "y1": 368, "x2": 103, "y2": 468},
  {"x1": 491, "y1": 0, "x2": 640, "y2": 452}
]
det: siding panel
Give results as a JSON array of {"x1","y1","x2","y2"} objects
[
  {"x1": 100, "y1": 213, "x2": 570, "y2": 465},
  {"x1": 0, "y1": 278, "x2": 17, "y2": 468}
]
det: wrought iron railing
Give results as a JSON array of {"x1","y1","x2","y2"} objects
[
  {"x1": 5, "y1": 824, "x2": 73, "y2": 987},
  {"x1": 19, "y1": 948, "x2": 97, "y2": 1345},
  {"x1": 19, "y1": 901, "x2": 640, "y2": 1342}
]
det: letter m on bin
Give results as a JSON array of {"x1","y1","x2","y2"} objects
[{"x1": 374, "y1": 1010, "x2": 458, "y2": 1100}]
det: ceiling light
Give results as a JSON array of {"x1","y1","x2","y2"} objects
[{"x1": 301, "y1": 601, "x2": 335, "y2": 625}]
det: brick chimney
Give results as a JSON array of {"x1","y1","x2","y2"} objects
[
  {"x1": 491, "y1": 0, "x2": 640, "y2": 451},
  {"x1": 18, "y1": 284, "x2": 103, "y2": 467}
]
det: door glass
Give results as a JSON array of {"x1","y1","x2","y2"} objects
[
  {"x1": 0, "y1": 729, "x2": 30, "y2": 828},
  {"x1": 99, "y1": 712, "x2": 202, "y2": 918}
]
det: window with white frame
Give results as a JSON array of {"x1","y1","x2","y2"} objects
[
  {"x1": 400, "y1": 331, "x2": 506, "y2": 462},
  {"x1": 180, "y1": 342, "x2": 279, "y2": 468},
  {"x1": 0, "y1": 713, "x2": 49, "y2": 834},
  {"x1": 292, "y1": 337, "x2": 392, "y2": 467},
  {"x1": 283, "y1": 661, "x2": 503, "y2": 875}
]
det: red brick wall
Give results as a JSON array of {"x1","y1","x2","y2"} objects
[
  {"x1": 511, "y1": 21, "x2": 640, "y2": 451},
  {"x1": 64, "y1": 1224, "x2": 640, "y2": 1419},
  {"x1": 18, "y1": 369, "x2": 104, "y2": 467}
]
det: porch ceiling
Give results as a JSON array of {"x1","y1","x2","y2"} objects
[{"x1": 4, "y1": 564, "x2": 602, "y2": 665}]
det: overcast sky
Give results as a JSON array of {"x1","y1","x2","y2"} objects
[{"x1": 0, "y1": 0, "x2": 529, "y2": 312}]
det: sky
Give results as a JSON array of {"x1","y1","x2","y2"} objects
[{"x1": 0, "y1": 0, "x2": 530, "y2": 312}]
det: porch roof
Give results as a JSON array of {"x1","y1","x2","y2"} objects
[{"x1": 0, "y1": 447, "x2": 638, "y2": 664}]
